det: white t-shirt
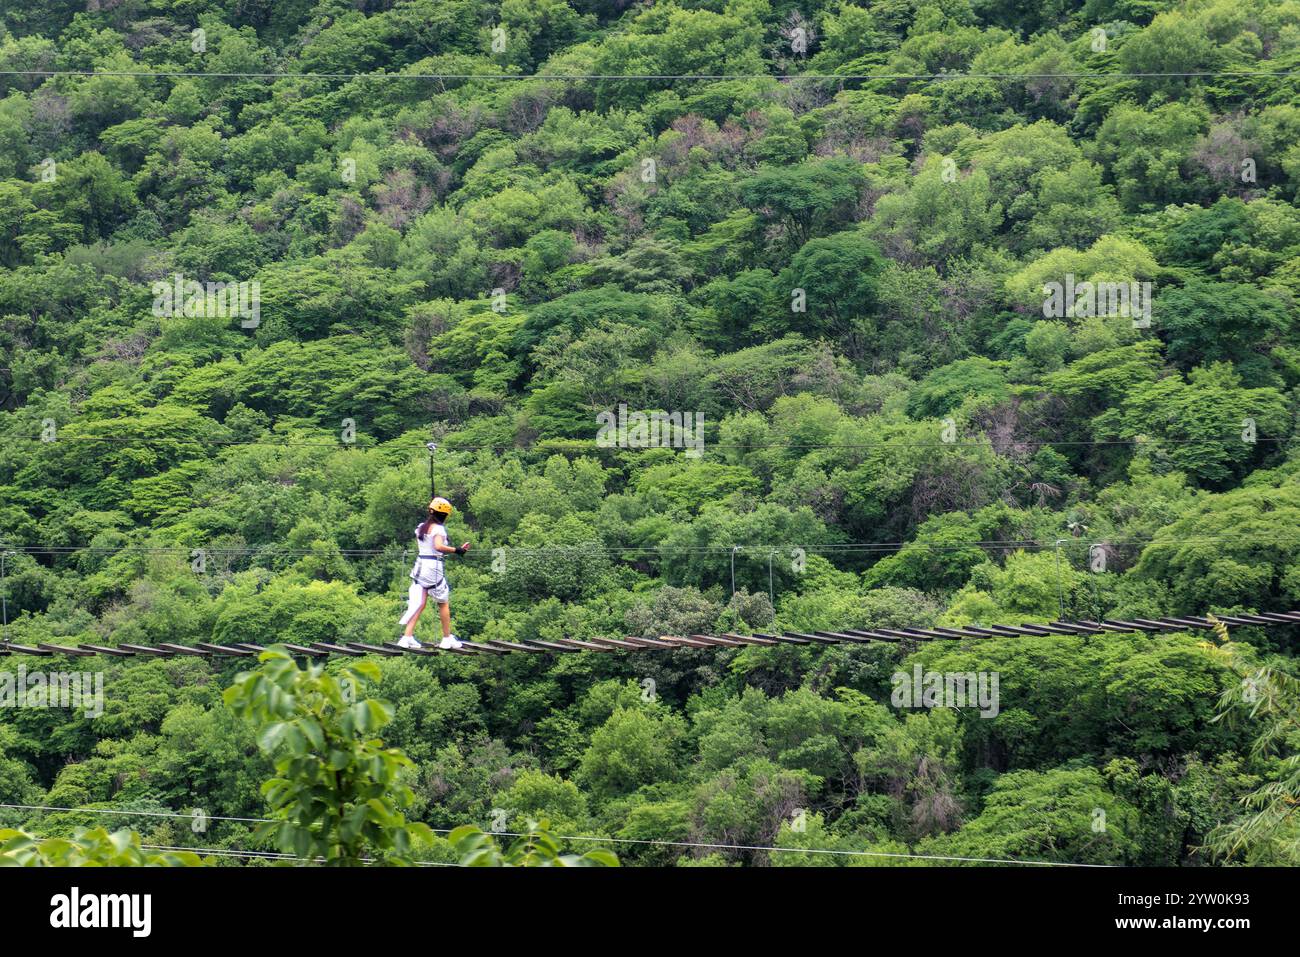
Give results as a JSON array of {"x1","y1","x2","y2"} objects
[{"x1": 410, "y1": 523, "x2": 447, "y2": 587}]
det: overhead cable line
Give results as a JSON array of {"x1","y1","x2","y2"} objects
[
  {"x1": 6, "y1": 431, "x2": 1287, "y2": 452},
  {"x1": 7, "y1": 535, "x2": 1300, "y2": 564},
  {"x1": 2, "y1": 535, "x2": 1299, "y2": 559},
  {"x1": 0, "y1": 803, "x2": 264, "y2": 825},
  {"x1": 138, "y1": 844, "x2": 462, "y2": 866},
  {"x1": 2, "y1": 530, "x2": 1300, "y2": 561},
  {"x1": 2, "y1": 68, "x2": 1298, "y2": 83},
  {"x1": 1, "y1": 804, "x2": 1108, "y2": 867}
]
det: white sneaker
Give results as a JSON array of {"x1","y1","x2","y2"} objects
[
  {"x1": 438, "y1": 634, "x2": 464, "y2": 650},
  {"x1": 397, "y1": 635, "x2": 423, "y2": 649}
]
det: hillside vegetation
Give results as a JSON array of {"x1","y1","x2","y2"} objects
[{"x1": 2, "y1": 0, "x2": 1300, "y2": 865}]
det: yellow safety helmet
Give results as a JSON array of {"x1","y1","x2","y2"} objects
[{"x1": 428, "y1": 497, "x2": 453, "y2": 516}]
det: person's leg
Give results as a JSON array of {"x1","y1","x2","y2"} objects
[
  {"x1": 438, "y1": 600, "x2": 451, "y2": 638},
  {"x1": 399, "y1": 583, "x2": 427, "y2": 635}
]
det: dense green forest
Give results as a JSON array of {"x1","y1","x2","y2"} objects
[{"x1": 2, "y1": 0, "x2": 1300, "y2": 866}]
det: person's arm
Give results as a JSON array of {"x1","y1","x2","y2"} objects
[{"x1": 434, "y1": 532, "x2": 471, "y2": 555}]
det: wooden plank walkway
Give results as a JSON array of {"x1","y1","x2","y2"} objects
[{"x1": 2, "y1": 612, "x2": 1295, "y2": 659}]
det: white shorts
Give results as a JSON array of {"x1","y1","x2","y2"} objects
[
  {"x1": 414, "y1": 577, "x2": 449, "y2": 603},
  {"x1": 408, "y1": 556, "x2": 449, "y2": 600},
  {"x1": 399, "y1": 580, "x2": 448, "y2": 626}
]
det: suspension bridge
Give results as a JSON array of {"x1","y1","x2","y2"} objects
[{"x1": 2, "y1": 611, "x2": 1295, "y2": 659}]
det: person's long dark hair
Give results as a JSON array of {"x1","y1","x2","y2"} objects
[{"x1": 418, "y1": 509, "x2": 445, "y2": 539}]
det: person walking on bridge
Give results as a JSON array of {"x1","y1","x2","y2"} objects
[{"x1": 397, "y1": 497, "x2": 471, "y2": 649}]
